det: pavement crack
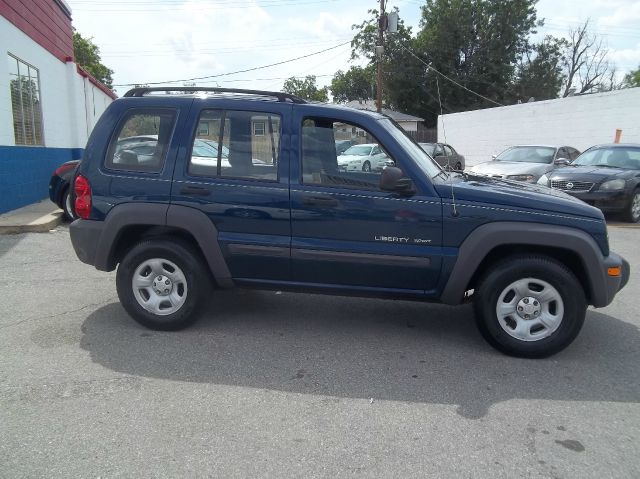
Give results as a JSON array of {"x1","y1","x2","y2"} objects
[{"x1": 0, "y1": 297, "x2": 117, "y2": 330}]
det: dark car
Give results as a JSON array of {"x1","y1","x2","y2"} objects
[
  {"x1": 418, "y1": 142, "x2": 465, "y2": 170},
  {"x1": 540, "y1": 144, "x2": 640, "y2": 222},
  {"x1": 68, "y1": 86, "x2": 629, "y2": 358},
  {"x1": 49, "y1": 160, "x2": 80, "y2": 220}
]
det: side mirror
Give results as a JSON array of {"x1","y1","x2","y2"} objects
[
  {"x1": 554, "y1": 158, "x2": 570, "y2": 166},
  {"x1": 380, "y1": 167, "x2": 415, "y2": 195},
  {"x1": 491, "y1": 155, "x2": 497, "y2": 160},
  {"x1": 434, "y1": 151, "x2": 444, "y2": 157}
]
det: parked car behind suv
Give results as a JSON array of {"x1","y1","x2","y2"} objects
[
  {"x1": 49, "y1": 160, "x2": 79, "y2": 220},
  {"x1": 419, "y1": 142, "x2": 465, "y2": 171},
  {"x1": 469, "y1": 145, "x2": 580, "y2": 183},
  {"x1": 539, "y1": 144, "x2": 640, "y2": 222},
  {"x1": 69, "y1": 87, "x2": 629, "y2": 358},
  {"x1": 337, "y1": 143, "x2": 390, "y2": 172}
]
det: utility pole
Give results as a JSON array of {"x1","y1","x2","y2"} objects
[{"x1": 376, "y1": 0, "x2": 385, "y2": 112}]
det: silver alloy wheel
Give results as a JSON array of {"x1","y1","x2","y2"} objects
[
  {"x1": 362, "y1": 161, "x2": 371, "y2": 172},
  {"x1": 495, "y1": 277, "x2": 564, "y2": 341},
  {"x1": 132, "y1": 258, "x2": 188, "y2": 316},
  {"x1": 631, "y1": 193, "x2": 640, "y2": 221}
]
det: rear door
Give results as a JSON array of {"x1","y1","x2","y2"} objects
[{"x1": 171, "y1": 101, "x2": 291, "y2": 281}]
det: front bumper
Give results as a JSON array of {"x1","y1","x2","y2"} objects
[
  {"x1": 599, "y1": 251, "x2": 630, "y2": 307},
  {"x1": 562, "y1": 190, "x2": 629, "y2": 213}
]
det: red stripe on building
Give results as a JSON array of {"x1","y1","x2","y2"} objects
[
  {"x1": 0, "y1": 0, "x2": 73, "y2": 62},
  {"x1": 76, "y1": 64, "x2": 118, "y2": 100}
]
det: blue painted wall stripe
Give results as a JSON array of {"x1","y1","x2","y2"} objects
[{"x1": 0, "y1": 146, "x2": 84, "y2": 214}]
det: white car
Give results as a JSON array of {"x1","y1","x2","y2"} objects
[{"x1": 337, "y1": 143, "x2": 390, "y2": 172}]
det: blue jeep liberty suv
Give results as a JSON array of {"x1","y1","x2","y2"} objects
[{"x1": 69, "y1": 87, "x2": 630, "y2": 358}]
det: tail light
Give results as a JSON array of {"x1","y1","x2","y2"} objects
[
  {"x1": 53, "y1": 162, "x2": 77, "y2": 176},
  {"x1": 74, "y1": 175, "x2": 92, "y2": 219}
]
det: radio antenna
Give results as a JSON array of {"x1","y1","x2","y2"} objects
[{"x1": 435, "y1": 75, "x2": 458, "y2": 217}]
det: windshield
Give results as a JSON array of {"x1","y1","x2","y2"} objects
[
  {"x1": 496, "y1": 146, "x2": 556, "y2": 164},
  {"x1": 342, "y1": 145, "x2": 372, "y2": 156},
  {"x1": 380, "y1": 118, "x2": 443, "y2": 179},
  {"x1": 573, "y1": 146, "x2": 640, "y2": 170},
  {"x1": 191, "y1": 139, "x2": 218, "y2": 158},
  {"x1": 419, "y1": 143, "x2": 436, "y2": 155},
  {"x1": 193, "y1": 139, "x2": 230, "y2": 158}
]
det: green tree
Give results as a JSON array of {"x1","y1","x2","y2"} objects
[
  {"x1": 350, "y1": 7, "x2": 422, "y2": 115},
  {"x1": 623, "y1": 65, "x2": 640, "y2": 88},
  {"x1": 414, "y1": 0, "x2": 540, "y2": 124},
  {"x1": 347, "y1": 1, "x2": 541, "y2": 125},
  {"x1": 510, "y1": 36, "x2": 566, "y2": 102},
  {"x1": 331, "y1": 66, "x2": 375, "y2": 103},
  {"x1": 282, "y1": 75, "x2": 328, "y2": 101},
  {"x1": 73, "y1": 31, "x2": 114, "y2": 88}
]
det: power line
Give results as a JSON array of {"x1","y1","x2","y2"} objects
[
  {"x1": 113, "y1": 41, "x2": 350, "y2": 87},
  {"x1": 398, "y1": 43, "x2": 505, "y2": 107},
  {"x1": 101, "y1": 38, "x2": 353, "y2": 58}
]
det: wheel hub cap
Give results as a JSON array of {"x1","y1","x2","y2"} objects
[
  {"x1": 152, "y1": 275, "x2": 173, "y2": 296},
  {"x1": 516, "y1": 296, "x2": 540, "y2": 319},
  {"x1": 495, "y1": 278, "x2": 564, "y2": 342}
]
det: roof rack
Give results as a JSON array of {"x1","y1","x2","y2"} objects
[{"x1": 123, "y1": 86, "x2": 307, "y2": 103}]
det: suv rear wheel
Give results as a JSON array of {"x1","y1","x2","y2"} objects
[
  {"x1": 116, "y1": 238, "x2": 209, "y2": 330},
  {"x1": 474, "y1": 255, "x2": 587, "y2": 358}
]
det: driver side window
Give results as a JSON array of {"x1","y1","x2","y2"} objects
[{"x1": 301, "y1": 118, "x2": 394, "y2": 190}]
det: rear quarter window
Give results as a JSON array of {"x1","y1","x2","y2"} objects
[{"x1": 105, "y1": 109, "x2": 177, "y2": 173}]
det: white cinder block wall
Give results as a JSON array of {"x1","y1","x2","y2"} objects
[{"x1": 438, "y1": 87, "x2": 640, "y2": 167}]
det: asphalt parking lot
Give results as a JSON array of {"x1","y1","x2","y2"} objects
[{"x1": 1, "y1": 225, "x2": 639, "y2": 478}]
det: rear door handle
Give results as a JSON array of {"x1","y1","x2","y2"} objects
[
  {"x1": 180, "y1": 186, "x2": 210, "y2": 196},
  {"x1": 302, "y1": 195, "x2": 339, "y2": 207}
]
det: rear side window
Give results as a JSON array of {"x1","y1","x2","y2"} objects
[
  {"x1": 188, "y1": 109, "x2": 280, "y2": 182},
  {"x1": 105, "y1": 109, "x2": 177, "y2": 173}
]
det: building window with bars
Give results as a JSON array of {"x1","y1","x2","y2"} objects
[
  {"x1": 8, "y1": 54, "x2": 44, "y2": 146},
  {"x1": 253, "y1": 121, "x2": 265, "y2": 136}
]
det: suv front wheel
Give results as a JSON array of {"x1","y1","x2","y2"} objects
[
  {"x1": 116, "y1": 238, "x2": 209, "y2": 330},
  {"x1": 474, "y1": 255, "x2": 587, "y2": 358}
]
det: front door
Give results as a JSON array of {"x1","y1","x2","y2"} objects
[{"x1": 289, "y1": 112, "x2": 443, "y2": 294}]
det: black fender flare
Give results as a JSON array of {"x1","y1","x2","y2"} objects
[
  {"x1": 87, "y1": 203, "x2": 232, "y2": 288},
  {"x1": 440, "y1": 222, "x2": 613, "y2": 307},
  {"x1": 166, "y1": 204, "x2": 233, "y2": 288}
]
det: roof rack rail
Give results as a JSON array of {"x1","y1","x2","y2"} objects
[{"x1": 123, "y1": 86, "x2": 307, "y2": 103}]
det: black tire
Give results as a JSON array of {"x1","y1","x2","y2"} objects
[
  {"x1": 62, "y1": 188, "x2": 76, "y2": 222},
  {"x1": 455, "y1": 162, "x2": 462, "y2": 171},
  {"x1": 116, "y1": 238, "x2": 210, "y2": 331},
  {"x1": 362, "y1": 161, "x2": 371, "y2": 172},
  {"x1": 474, "y1": 255, "x2": 587, "y2": 358},
  {"x1": 622, "y1": 189, "x2": 640, "y2": 223}
]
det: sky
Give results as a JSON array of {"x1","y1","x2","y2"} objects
[{"x1": 66, "y1": 0, "x2": 640, "y2": 96}]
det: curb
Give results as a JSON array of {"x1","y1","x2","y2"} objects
[{"x1": 0, "y1": 211, "x2": 64, "y2": 235}]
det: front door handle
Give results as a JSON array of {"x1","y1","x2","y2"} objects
[
  {"x1": 302, "y1": 195, "x2": 339, "y2": 207},
  {"x1": 180, "y1": 186, "x2": 210, "y2": 197}
]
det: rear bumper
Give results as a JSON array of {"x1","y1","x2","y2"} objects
[{"x1": 69, "y1": 219, "x2": 105, "y2": 269}]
